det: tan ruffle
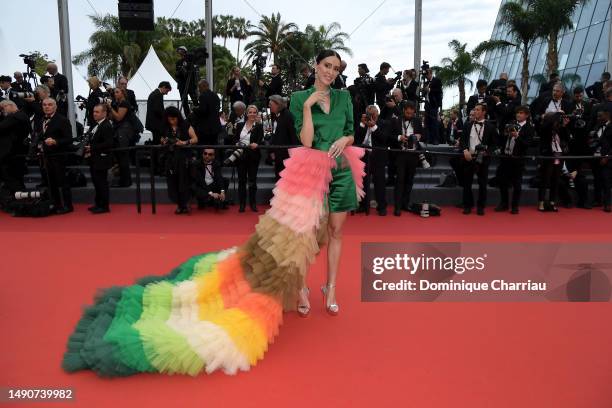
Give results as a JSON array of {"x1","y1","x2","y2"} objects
[{"x1": 239, "y1": 214, "x2": 328, "y2": 311}]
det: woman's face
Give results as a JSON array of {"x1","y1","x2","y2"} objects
[
  {"x1": 168, "y1": 116, "x2": 178, "y2": 127},
  {"x1": 233, "y1": 68, "x2": 241, "y2": 77},
  {"x1": 114, "y1": 89, "x2": 124, "y2": 100},
  {"x1": 246, "y1": 107, "x2": 258, "y2": 121},
  {"x1": 315, "y1": 56, "x2": 341, "y2": 87}
]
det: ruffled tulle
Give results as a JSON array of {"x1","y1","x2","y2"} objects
[{"x1": 62, "y1": 146, "x2": 362, "y2": 377}]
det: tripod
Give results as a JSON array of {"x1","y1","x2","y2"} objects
[{"x1": 178, "y1": 62, "x2": 199, "y2": 117}]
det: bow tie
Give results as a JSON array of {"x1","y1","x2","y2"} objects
[{"x1": 475, "y1": 121, "x2": 484, "y2": 126}]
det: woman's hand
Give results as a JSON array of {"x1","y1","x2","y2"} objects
[
  {"x1": 175, "y1": 140, "x2": 187, "y2": 146},
  {"x1": 161, "y1": 137, "x2": 168, "y2": 145},
  {"x1": 304, "y1": 91, "x2": 329, "y2": 109},
  {"x1": 328, "y1": 136, "x2": 349, "y2": 158},
  {"x1": 249, "y1": 143, "x2": 258, "y2": 150}
]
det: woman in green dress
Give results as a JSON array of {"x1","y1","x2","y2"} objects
[{"x1": 289, "y1": 50, "x2": 357, "y2": 317}]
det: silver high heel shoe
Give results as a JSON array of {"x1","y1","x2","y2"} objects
[
  {"x1": 321, "y1": 283, "x2": 339, "y2": 316},
  {"x1": 297, "y1": 287, "x2": 310, "y2": 318}
]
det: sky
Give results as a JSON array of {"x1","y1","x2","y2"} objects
[{"x1": 0, "y1": 0, "x2": 501, "y2": 107}]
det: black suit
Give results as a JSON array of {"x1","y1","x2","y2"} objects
[
  {"x1": 466, "y1": 94, "x2": 497, "y2": 121},
  {"x1": 191, "y1": 160, "x2": 227, "y2": 208},
  {"x1": 497, "y1": 122, "x2": 533, "y2": 209},
  {"x1": 374, "y1": 73, "x2": 394, "y2": 109},
  {"x1": 41, "y1": 113, "x2": 73, "y2": 211},
  {"x1": 398, "y1": 80, "x2": 418, "y2": 102},
  {"x1": 356, "y1": 118, "x2": 390, "y2": 212},
  {"x1": 585, "y1": 81, "x2": 604, "y2": 102},
  {"x1": 332, "y1": 74, "x2": 348, "y2": 90},
  {"x1": 88, "y1": 119, "x2": 114, "y2": 210},
  {"x1": 233, "y1": 122, "x2": 263, "y2": 208},
  {"x1": 126, "y1": 89, "x2": 138, "y2": 112},
  {"x1": 425, "y1": 77, "x2": 443, "y2": 144},
  {"x1": 226, "y1": 78, "x2": 250, "y2": 105},
  {"x1": 0, "y1": 110, "x2": 30, "y2": 192},
  {"x1": 592, "y1": 122, "x2": 612, "y2": 207},
  {"x1": 445, "y1": 117, "x2": 463, "y2": 144},
  {"x1": 145, "y1": 89, "x2": 165, "y2": 143},
  {"x1": 11, "y1": 80, "x2": 33, "y2": 92},
  {"x1": 85, "y1": 88, "x2": 106, "y2": 127},
  {"x1": 391, "y1": 116, "x2": 424, "y2": 211},
  {"x1": 270, "y1": 109, "x2": 298, "y2": 180},
  {"x1": 52, "y1": 73, "x2": 69, "y2": 93},
  {"x1": 538, "y1": 123, "x2": 570, "y2": 204},
  {"x1": 265, "y1": 75, "x2": 283, "y2": 99},
  {"x1": 461, "y1": 120, "x2": 498, "y2": 210},
  {"x1": 193, "y1": 90, "x2": 222, "y2": 145}
]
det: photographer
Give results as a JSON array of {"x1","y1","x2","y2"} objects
[
  {"x1": 40, "y1": 98, "x2": 73, "y2": 214},
  {"x1": 423, "y1": 68, "x2": 443, "y2": 144},
  {"x1": 84, "y1": 104, "x2": 113, "y2": 214},
  {"x1": 537, "y1": 112, "x2": 571, "y2": 212},
  {"x1": 590, "y1": 109, "x2": 612, "y2": 212},
  {"x1": 354, "y1": 63, "x2": 375, "y2": 107},
  {"x1": 374, "y1": 62, "x2": 396, "y2": 110},
  {"x1": 445, "y1": 109, "x2": 463, "y2": 145},
  {"x1": 145, "y1": 81, "x2": 172, "y2": 146},
  {"x1": 0, "y1": 100, "x2": 30, "y2": 193},
  {"x1": 493, "y1": 83, "x2": 522, "y2": 134},
  {"x1": 116, "y1": 77, "x2": 138, "y2": 113},
  {"x1": 567, "y1": 86, "x2": 594, "y2": 208},
  {"x1": 585, "y1": 72, "x2": 610, "y2": 103},
  {"x1": 0, "y1": 76, "x2": 23, "y2": 108},
  {"x1": 175, "y1": 46, "x2": 199, "y2": 116},
  {"x1": 42, "y1": 76, "x2": 68, "y2": 117},
  {"x1": 191, "y1": 148, "x2": 228, "y2": 210},
  {"x1": 467, "y1": 80, "x2": 497, "y2": 123},
  {"x1": 332, "y1": 60, "x2": 348, "y2": 90},
  {"x1": 84, "y1": 76, "x2": 108, "y2": 127},
  {"x1": 380, "y1": 88, "x2": 403, "y2": 121},
  {"x1": 226, "y1": 67, "x2": 251, "y2": 106},
  {"x1": 532, "y1": 83, "x2": 573, "y2": 131},
  {"x1": 398, "y1": 69, "x2": 418, "y2": 102},
  {"x1": 107, "y1": 87, "x2": 134, "y2": 187},
  {"x1": 495, "y1": 106, "x2": 533, "y2": 214},
  {"x1": 45, "y1": 63, "x2": 68, "y2": 94},
  {"x1": 12, "y1": 72, "x2": 33, "y2": 93},
  {"x1": 161, "y1": 106, "x2": 198, "y2": 214},
  {"x1": 356, "y1": 105, "x2": 389, "y2": 216},
  {"x1": 264, "y1": 64, "x2": 284, "y2": 100},
  {"x1": 232, "y1": 105, "x2": 263, "y2": 212},
  {"x1": 268, "y1": 95, "x2": 298, "y2": 181},
  {"x1": 193, "y1": 79, "x2": 223, "y2": 146},
  {"x1": 391, "y1": 101, "x2": 426, "y2": 216},
  {"x1": 460, "y1": 103, "x2": 498, "y2": 215}
]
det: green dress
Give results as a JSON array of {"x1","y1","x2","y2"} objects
[{"x1": 289, "y1": 87, "x2": 357, "y2": 212}]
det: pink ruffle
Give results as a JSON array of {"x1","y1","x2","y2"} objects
[{"x1": 342, "y1": 146, "x2": 366, "y2": 201}]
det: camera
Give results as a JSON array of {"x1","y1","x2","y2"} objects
[
  {"x1": 568, "y1": 107, "x2": 587, "y2": 129},
  {"x1": 505, "y1": 121, "x2": 521, "y2": 134},
  {"x1": 223, "y1": 142, "x2": 247, "y2": 166},
  {"x1": 10, "y1": 91, "x2": 34, "y2": 99},
  {"x1": 19, "y1": 54, "x2": 37, "y2": 70},
  {"x1": 488, "y1": 87, "x2": 505, "y2": 99},
  {"x1": 418, "y1": 60, "x2": 430, "y2": 102},
  {"x1": 474, "y1": 143, "x2": 488, "y2": 164}
]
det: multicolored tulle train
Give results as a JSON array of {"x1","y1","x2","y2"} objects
[{"x1": 62, "y1": 146, "x2": 365, "y2": 377}]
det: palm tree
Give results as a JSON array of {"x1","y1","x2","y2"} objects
[
  {"x1": 74, "y1": 14, "x2": 159, "y2": 80},
  {"x1": 304, "y1": 22, "x2": 353, "y2": 57},
  {"x1": 214, "y1": 15, "x2": 234, "y2": 47},
  {"x1": 531, "y1": 0, "x2": 585, "y2": 76},
  {"x1": 244, "y1": 13, "x2": 298, "y2": 64},
  {"x1": 498, "y1": 1, "x2": 543, "y2": 104},
  {"x1": 435, "y1": 39, "x2": 508, "y2": 109},
  {"x1": 232, "y1": 17, "x2": 250, "y2": 64}
]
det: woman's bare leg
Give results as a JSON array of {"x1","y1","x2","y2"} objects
[{"x1": 325, "y1": 211, "x2": 347, "y2": 306}]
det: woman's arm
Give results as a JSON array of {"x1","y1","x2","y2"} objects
[
  {"x1": 110, "y1": 106, "x2": 128, "y2": 122},
  {"x1": 188, "y1": 126, "x2": 198, "y2": 145}
]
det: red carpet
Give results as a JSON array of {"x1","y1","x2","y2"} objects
[{"x1": 1, "y1": 205, "x2": 611, "y2": 407}]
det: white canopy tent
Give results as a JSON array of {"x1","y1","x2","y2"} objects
[{"x1": 128, "y1": 46, "x2": 181, "y2": 101}]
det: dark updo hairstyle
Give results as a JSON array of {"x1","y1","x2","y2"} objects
[
  {"x1": 315, "y1": 49, "x2": 342, "y2": 64},
  {"x1": 163, "y1": 106, "x2": 189, "y2": 134}
]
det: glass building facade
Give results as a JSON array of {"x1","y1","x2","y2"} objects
[{"x1": 482, "y1": 0, "x2": 611, "y2": 101}]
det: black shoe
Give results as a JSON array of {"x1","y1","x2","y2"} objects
[
  {"x1": 511, "y1": 207, "x2": 519, "y2": 214},
  {"x1": 393, "y1": 208, "x2": 401, "y2": 216},
  {"x1": 356, "y1": 207, "x2": 367, "y2": 213},
  {"x1": 494, "y1": 204, "x2": 508, "y2": 212},
  {"x1": 377, "y1": 208, "x2": 387, "y2": 216},
  {"x1": 91, "y1": 207, "x2": 110, "y2": 214},
  {"x1": 87, "y1": 205, "x2": 97, "y2": 212},
  {"x1": 462, "y1": 207, "x2": 471, "y2": 215},
  {"x1": 55, "y1": 207, "x2": 73, "y2": 215},
  {"x1": 250, "y1": 204, "x2": 258, "y2": 212},
  {"x1": 604, "y1": 206, "x2": 611, "y2": 213},
  {"x1": 239, "y1": 205, "x2": 245, "y2": 213},
  {"x1": 477, "y1": 207, "x2": 485, "y2": 216},
  {"x1": 174, "y1": 207, "x2": 189, "y2": 215}
]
